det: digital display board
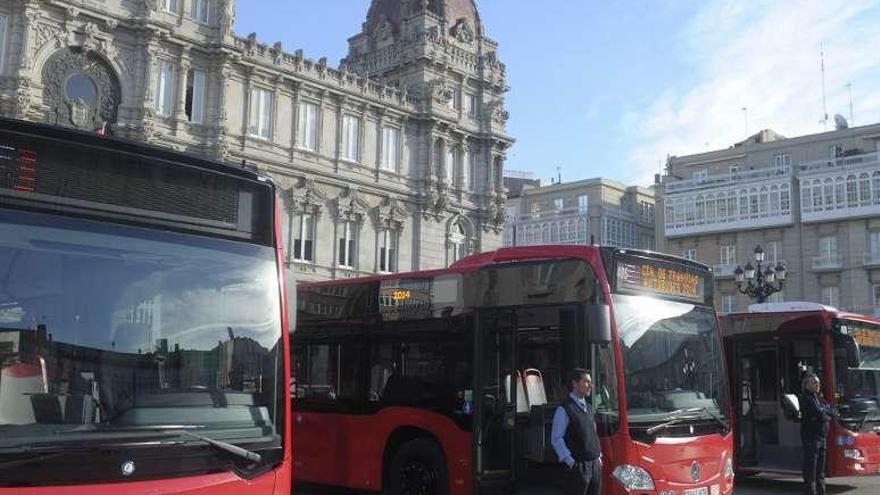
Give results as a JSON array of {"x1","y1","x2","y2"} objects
[
  {"x1": 379, "y1": 279, "x2": 433, "y2": 321},
  {"x1": 615, "y1": 254, "x2": 708, "y2": 303},
  {"x1": 849, "y1": 325, "x2": 880, "y2": 348}
]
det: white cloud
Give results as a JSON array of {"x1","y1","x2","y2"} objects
[{"x1": 624, "y1": 0, "x2": 880, "y2": 185}]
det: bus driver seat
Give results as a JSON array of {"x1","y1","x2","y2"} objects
[
  {"x1": 504, "y1": 371, "x2": 529, "y2": 413},
  {"x1": 523, "y1": 368, "x2": 547, "y2": 406}
]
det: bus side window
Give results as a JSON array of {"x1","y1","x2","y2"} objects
[{"x1": 369, "y1": 343, "x2": 395, "y2": 402}]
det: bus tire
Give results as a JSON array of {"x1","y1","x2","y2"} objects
[{"x1": 385, "y1": 438, "x2": 449, "y2": 495}]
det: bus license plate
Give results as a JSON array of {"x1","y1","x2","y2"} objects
[{"x1": 683, "y1": 487, "x2": 708, "y2": 495}]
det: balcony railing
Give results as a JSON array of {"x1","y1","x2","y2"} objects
[
  {"x1": 864, "y1": 252, "x2": 880, "y2": 267},
  {"x1": 799, "y1": 151, "x2": 880, "y2": 176},
  {"x1": 811, "y1": 255, "x2": 842, "y2": 271},
  {"x1": 516, "y1": 206, "x2": 588, "y2": 222},
  {"x1": 665, "y1": 165, "x2": 791, "y2": 194},
  {"x1": 712, "y1": 264, "x2": 737, "y2": 278}
]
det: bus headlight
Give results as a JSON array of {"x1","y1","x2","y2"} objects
[
  {"x1": 724, "y1": 457, "x2": 734, "y2": 477},
  {"x1": 612, "y1": 464, "x2": 655, "y2": 491},
  {"x1": 843, "y1": 449, "x2": 864, "y2": 460}
]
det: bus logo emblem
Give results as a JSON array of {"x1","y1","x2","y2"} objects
[
  {"x1": 690, "y1": 461, "x2": 701, "y2": 482},
  {"x1": 121, "y1": 460, "x2": 136, "y2": 477}
]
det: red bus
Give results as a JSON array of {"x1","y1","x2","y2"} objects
[
  {"x1": 0, "y1": 118, "x2": 293, "y2": 494},
  {"x1": 722, "y1": 302, "x2": 880, "y2": 477},
  {"x1": 292, "y1": 246, "x2": 734, "y2": 495}
]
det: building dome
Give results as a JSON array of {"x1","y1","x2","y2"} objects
[{"x1": 366, "y1": 0, "x2": 481, "y2": 37}]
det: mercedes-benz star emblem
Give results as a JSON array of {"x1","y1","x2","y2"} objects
[
  {"x1": 690, "y1": 461, "x2": 701, "y2": 482},
  {"x1": 121, "y1": 460, "x2": 136, "y2": 477}
]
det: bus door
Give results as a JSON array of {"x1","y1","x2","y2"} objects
[
  {"x1": 474, "y1": 305, "x2": 579, "y2": 494},
  {"x1": 474, "y1": 308, "x2": 518, "y2": 490},
  {"x1": 732, "y1": 343, "x2": 759, "y2": 467},
  {"x1": 732, "y1": 341, "x2": 783, "y2": 470}
]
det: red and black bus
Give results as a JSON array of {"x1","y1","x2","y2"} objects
[
  {"x1": 0, "y1": 118, "x2": 293, "y2": 495},
  {"x1": 292, "y1": 246, "x2": 734, "y2": 495},
  {"x1": 722, "y1": 303, "x2": 880, "y2": 477}
]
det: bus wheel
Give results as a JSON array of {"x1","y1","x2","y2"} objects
[{"x1": 386, "y1": 438, "x2": 449, "y2": 495}]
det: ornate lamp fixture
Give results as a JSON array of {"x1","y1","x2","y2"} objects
[{"x1": 733, "y1": 245, "x2": 786, "y2": 303}]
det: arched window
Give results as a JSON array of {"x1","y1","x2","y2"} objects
[
  {"x1": 727, "y1": 193, "x2": 737, "y2": 221},
  {"x1": 859, "y1": 173, "x2": 871, "y2": 204},
  {"x1": 769, "y1": 186, "x2": 779, "y2": 215},
  {"x1": 446, "y1": 146, "x2": 457, "y2": 185},
  {"x1": 835, "y1": 177, "x2": 845, "y2": 207},
  {"x1": 542, "y1": 223, "x2": 550, "y2": 243},
  {"x1": 717, "y1": 193, "x2": 728, "y2": 220},
  {"x1": 873, "y1": 172, "x2": 880, "y2": 204},
  {"x1": 823, "y1": 178, "x2": 834, "y2": 209},
  {"x1": 706, "y1": 195, "x2": 716, "y2": 222},
  {"x1": 550, "y1": 222, "x2": 559, "y2": 243},
  {"x1": 846, "y1": 175, "x2": 858, "y2": 206},
  {"x1": 695, "y1": 195, "x2": 705, "y2": 222},
  {"x1": 738, "y1": 190, "x2": 748, "y2": 217},
  {"x1": 781, "y1": 184, "x2": 790, "y2": 213},
  {"x1": 812, "y1": 180, "x2": 823, "y2": 208},
  {"x1": 448, "y1": 219, "x2": 474, "y2": 263}
]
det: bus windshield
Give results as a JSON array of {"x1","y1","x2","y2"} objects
[
  {"x1": 613, "y1": 294, "x2": 729, "y2": 434},
  {"x1": 834, "y1": 320, "x2": 880, "y2": 426},
  {"x1": 0, "y1": 209, "x2": 283, "y2": 465}
]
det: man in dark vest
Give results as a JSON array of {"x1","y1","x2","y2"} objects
[
  {"x1": 799, "y1": 373, "x2": 836, "y2": 495},
  {"x1": 551, "y1": 368, "x2": 602, "y2": 495}
]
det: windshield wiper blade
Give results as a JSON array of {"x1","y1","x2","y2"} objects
[
  {"x1": 696, "y1": 407, "x2": 730, "y2": 429},
  {"x1": 179, "y1": 431, "x2": 262, "y2": 464},
  {"x1": 646, "y1": 407, "x2": 702, "y2": 435}
]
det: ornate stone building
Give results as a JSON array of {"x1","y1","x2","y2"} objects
[{"x1": 0, "y1": 0, "x2": 513, "y2": 280}]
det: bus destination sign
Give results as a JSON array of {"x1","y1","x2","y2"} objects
[
  {"x1": 851, "y1": 326, "x2": 880, "y2": 348},
  {"x1": 616, "y1": 258, "x2": 705, "y2": 302}
]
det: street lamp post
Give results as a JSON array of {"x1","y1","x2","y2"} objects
[{"x1": 734, "y1": 245, "x2": 786, "y2": 304}]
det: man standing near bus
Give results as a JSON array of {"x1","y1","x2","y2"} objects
[
  {"x1": 800, "y1": 373, "x2": 836, "y2": 495},
  {"x1": 551, "y1": 368, "x2": 602, "y2": 495}
]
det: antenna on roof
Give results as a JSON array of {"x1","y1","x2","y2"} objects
[
  {"x1": 556, "y1": 166, "x2": 562, "y2": 184},
  {"x1": 820, "y1": 42, "x2": 828, "y2": 131},
  {"x1": 845, "y1": 81, "x2": 854, "y2": 125}
]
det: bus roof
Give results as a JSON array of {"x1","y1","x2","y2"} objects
[
  {"x1": 721, "y1": 302, "x2": 880, "y2": 337},
  {"x1": 298, "y1": 244, "x2": 710, "y2": 289},
  {"x1": 0, "y1": 117, "x2": 273, "y2": 186}
]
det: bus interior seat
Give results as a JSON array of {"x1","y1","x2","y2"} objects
[
  {"x1": 30, "y1": 393, "x2": 64, "y2": 423},
  {"x1": 523, "y1": 368, "x2": 547, "y2": 406},
  {"x1": 504, "y1": 371, "x2": 529, "y2": 413}
]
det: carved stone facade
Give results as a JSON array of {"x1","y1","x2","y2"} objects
[{"x1": 0, "y1": 0, "x2": 513, "y2": 281}]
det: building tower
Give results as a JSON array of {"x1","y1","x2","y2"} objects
[{"x1": 344, "y1": 0, "x2": 514, "y2": 260}]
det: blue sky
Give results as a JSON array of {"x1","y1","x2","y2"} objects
[{"x1": 237, "y1": 0, "x2": 880, "y2": 186}]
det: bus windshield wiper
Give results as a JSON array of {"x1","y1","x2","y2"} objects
[
  {"x1": 178, "y1": 431, "x2": 262, "y2": 463},
  {"x1": 695, "y1": 406, "x2": 730, "y2": 430},
  {"x1": 646, "y1": 407, "x2": 702, "y2": 435},
  {"x1": 0, "y1": 429, "x2": 261, "y2": 465}
]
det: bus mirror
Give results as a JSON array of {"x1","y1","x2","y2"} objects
[
  {"x1": 835, "y1": 333, "x2": 861, "y2": 368},
  {"x1": 587, "y1": 304, "x2": 612, "y2": 344}
]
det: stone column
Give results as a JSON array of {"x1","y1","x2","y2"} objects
[
  {"x1": 289, "y1": 81, "x2": 301, "y2": 159},
  {"x1": 334, "y1": 94, "x2": 346, "y2": 172},
  {"x1": 173, "y1": 48, "x2": 190, "y2": 129},
  {"x1": 376, "y1": 107, "x2": 386, "y2": 178}
]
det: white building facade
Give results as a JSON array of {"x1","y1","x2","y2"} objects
[
  {"x1": 656, "y1": 124, "x2": 880, "y2": 315},
  {"x1": 503, "y1": 177, "x2": 655, "y2": 251},
  {"x1": 0, "y1": 0, "x2": 514, "y2": 281}
]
